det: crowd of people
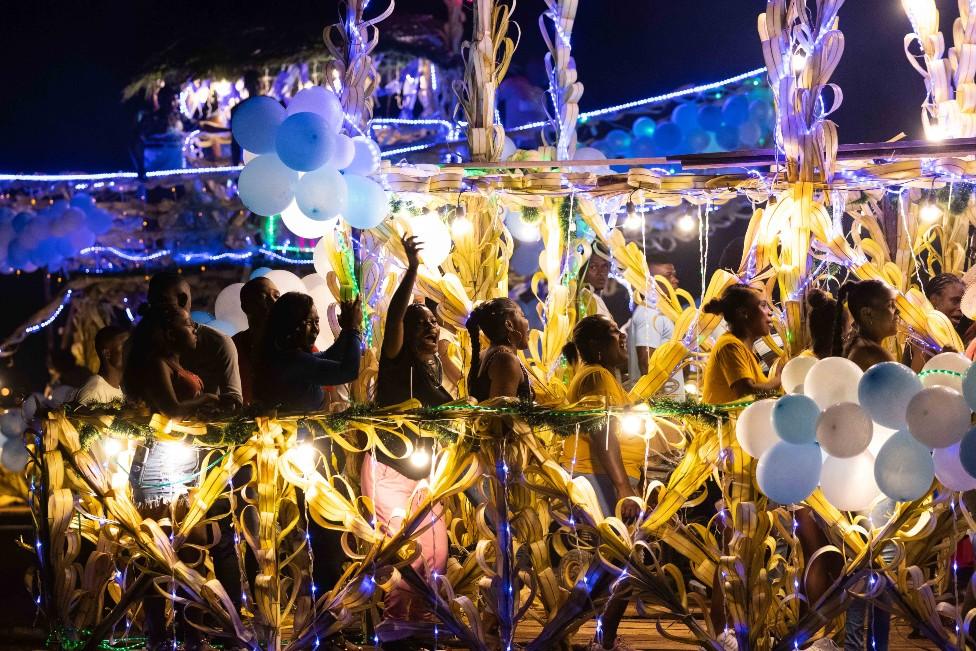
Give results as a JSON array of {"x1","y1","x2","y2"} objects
[{"x1": 64, "y1": 237, "x2": 976, "y2": 651}]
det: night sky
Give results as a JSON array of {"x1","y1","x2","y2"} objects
[
  {"x1": 0, "y1": 0, "x2": 928, "y2": 173},
  {"x1": 0, "y1": 0, "x2": 940, "y2": 391}
]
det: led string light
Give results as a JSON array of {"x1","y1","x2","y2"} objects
[
  {"x1": 76, "y1": 246, "x2": 314, "y2": 266},
  {"x1": 24, "y1": 289, "x2": 73, "y2": 335}
]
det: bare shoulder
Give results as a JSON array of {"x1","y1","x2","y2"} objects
[{"x1": 847, "y1": 340, "x2": 894, "y2": 371}]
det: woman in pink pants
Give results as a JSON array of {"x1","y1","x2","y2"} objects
[{"x1": 371, "y1": 236, "x2": 453, "y2": 637}]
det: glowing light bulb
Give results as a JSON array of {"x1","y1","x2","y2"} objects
[
  {"x1": 790, "y1": 49, "x2": 809, "y2": 74},
  {"x1": 102, "y1": 437, "x2": 122, "y2": 459},
  {"x1": 623, "y1": 201, "x2": 642, "y2": 231},
  {"x1": 684, "y1": 382, "x2": 700, "y2": 396},
  {"x1": 677, "y1": 213, "x2": 698, "y2": 234},
  {"x1": 926, "y1": 123, "x2": 946, "y2": 141},
  {"x1": 410, "y1": 448, "x2": 431, "y2": 468},
  {"x1": 450, "y1": 215, "x2": 473, "y2": 238},
  {"x1": 920, "y1": 203, "x2": 942, "y2": 223},
  {"x1": 620, "y1": 413, "x2": 644, "y2": 436},
  {"x1": 294, "y1": 443, "x2": 317, "y2": 476}
]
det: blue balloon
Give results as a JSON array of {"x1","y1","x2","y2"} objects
[
  {"x1": 70, "y1": 193, "x2": 96, "y2": 211},
  {"x1": 859, "y1": 361, "x2": 923, "y2": 429},
  {"x1": 672, "y1": 103, "x2": 699, "y2": 130},
  {"x1": 772, "y1": 394, "x2": 820, "y2": 444},
  {"x1": 749, "y1": 99, "x2": 773, "y2": 124},
  {"x1": 684, "y1": 129, "x2": 710, "y2": 153},
  {"x1": 605, "y1": 129, "x2": 632, "y2": 154},
  {"x1": 715, "y1": 125, "x2": 740, "y2": 150},
  {"x1": 653, "y1": 121, "x2": 683, "y2": 154},
  {"x1": 739, "y1": 121, "x2": 762, "y2": 148},
  {"x1": 874, "y1": 430, "x2": 935, "y2": 501},
  {"x1": 958, "y1": 427, "x2": 976, "y2": 479},
  {"x1": 757, "y1": 441, "x2": 822, "y2": 504},
  {"x1": 12, "y1": 212, "x2": 31, "y2": 233},
  {"x1": 698, "y1": 104, "x2": 723, "y2": 131},
  {"x1": 962, "y1": 364, "x2": 976, "y2": 411},
  {"x1": 342, "y1": 174, "x2": 389, "y2": 229},
  {"x1": 232, "y1": 96, "x2": 287, "y2": 155},
  {"x1": 296, "y1": 166, "x2": 348, "y2": 221},
  {"x1": 250, "y1": 267, "x2": 272, "y2": 279},
  {"x1": 275, "y1": 112, "x2": 336, "y2": 172},
  {"x1": 632, "y1": 117, "x2": 656, "y2": 139},
  {"x1": 631, "y1": 136, "x2": 656, "y2": 157},
  {"x1": 721, "y1": 94, "x2": 750, "y2": 126},
  {"x1": 238, "y1": 155, "x2": 299, "y2": 217}
]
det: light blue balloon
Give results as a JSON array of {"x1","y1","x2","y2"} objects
[
  {"x1": 250, "y1": 267, "x2": 272, "y2": 279},
  {"x1": 238, "y1": 155, "x2": 298, "y2": 217},
  {"x1": 874, "y1": 430, "x2": 935, "y2": 501},
  {"x1": 962, "y1": 363, "x2": 976, "y2": 411},
  {"x1": 685, "y1": 129, "x2": 711, "y2": 153},
  {"x1": 858, "y1": 361, "x2": 922, "y2": 429},
  {"x1": 739, "y1": 121, "x2": 761, "y2": 148},
  {"x1": 672, "y1": 103, "x2": 699, "y2": 130},
  {"x1": 208, "y1": 319, "x2": 240, "y2": 336},
  {"x1": 275, "y1": 111, "x2": 335, "y2": 172},
  {"x1": 190, "y1": 310, "x2": 215, "y2": 325},
  {"x1": 232, "y1": 96, "x2": 286, "y2": 155},
  {"x1": 653, "y1": 121, "x2": 682, "y2": 154},
  {"x1": 342, "y1": 174, "x2": 389, "y2": 229},
  {"x1": 631, "y1": 136, "x2": 656, "y2": 157},
  {"x1": 772, "y1": 394, "x2": 820, "y2": 444},
  {"x1": 605, "y1": 129, "x2": 632, "y2": 153},
  {"x1": 295, "y1": 166, "x2": 348, "y2": 221},
  {"x1": 697, "y1": 104, "x2": 723, "y2": 131},
  {"x1": 632, "y1": 116, "x2": 656, "y2": 139},
  {"x1": 958, "y1": 427, "x2": 976, "y2": 479},
  {"x1": 757, "y1": 441, "x2": 822, "y2": 504},
  {"x1": 715, "y1": 125, "x2": 740, "y2": 150}
]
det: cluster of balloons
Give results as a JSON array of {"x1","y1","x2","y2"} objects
[
  {"x1": 0, "y1": 387, "x2": 76, "y2": 473},
  {"x1": 196, "y1": 261, "x2": 337, "y2": 351},
  {"x1": 232, "y1": 87, "x2": 389, "y2": 239},
  {"x1": 590, "y1": 83, "x2": 775, "y2": 160},
  {"x1": 741, "y1": 351, "x2": 976, "y2": 511},
  {"x1": 0, "y1": 194, "x2": 113, "y2": 273}
]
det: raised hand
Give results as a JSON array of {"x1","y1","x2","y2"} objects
[
  {"x1": 338, "y1": 296, "x2": 364, "y2": 331},
  {"x1": 402, "y1": 235, "x2": 423, "y2": 269}
]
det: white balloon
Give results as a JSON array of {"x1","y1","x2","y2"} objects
[
  {"x1": 502, "y1": 137, "x2": 517, "y2": 160},
  {"x1": 1, "y1": 438, "x2": 28, "y2": 473},
  {"x1": 816, "y1": 402, "x2": 873, "y2": 458},
  {"x1": 805, "y1": 356, "x2": 863, "y2": 409},
  {"x1": 49, "y1": 384, "x2": 76, "y2": 407},
  {"x1": 781, "y1": 356, "x2": 817, "y2": 394},
  {"x1": 331, "y1": 134, "x2": 356, "y2": 170},
  {"x1": 407, "y1": 211, "x2": 452, "y2": 269},
  {"x1": 280, "y1": 201, "x2": 337, "y2": 239},
  {"x1": 295, "y1": 166, "x2": 348, "y2": 221},
  {"x1": 312, "y1": 236, "x2": 335, "y2": 279},
  {"x1": 303, "y1": 272, "x2": 328, "y2": 292},
  {"x1": 504, "y1": 209, "x2": 542, "y2": 243},
  {"x1": 263, "y1": 269, "x2": 306, "y2": 297},
  {"x1": 343, "y1": 137, "x2": 380, "y2": 176},
  {"x1": 933, "y1": 443, "x2": 976, "y2": 491},
  {"x1": 921, "y1": 352, "x2": 971, "y2": 391},
  {"x1": 309, "y1": 284, "x2": 337, "y2": 350},
  {"x1": 906, "y1": 387, "x2": 971, "y2": 448},
  {"x1": 286, "y1": 86, "x2": 344, "y2": 131},
  {"x1": 820, "y1": 452, "x2": 882, "y2": 511},
  {"x1": 735, "y1": 398, "x2": 779, "y2": 459},
  {"x1": 214, "y1": 283, "x2": 249, "y2": 333},
  {"x1": 572, "y1": 147, "x2": 611, "y2": 173}
]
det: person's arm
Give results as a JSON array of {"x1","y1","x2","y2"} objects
[
  {"x1": 200, "y1": 326, "x2": 243, "y2": 407},
  {"x1": 318, "y1": 298, "x2": 363, "y2": 363},
  {"x1": 382, "y1": 236, "x2": 422, "y2": 360},
  {"x1": 307, "y1": 331, "x2": 363, "y2": 385},
  {"x1": 438, "y1": 338, "x2": 463, "y2": 387},
  {"x1": 631, "y1": 308, "x2": 654, "y2": 377},
  {"x1": 147, "y1": 358, "x2": 218, "y2": 417},
  {"x1": 717, "y1": 342, "x2": 781, "y2": 399},
  {"x1": 486, "y1": 350, "x2": 523, "y2": 399},
  {"x1": 730, "y1": 371, "x2": 781, "y2": 397}
]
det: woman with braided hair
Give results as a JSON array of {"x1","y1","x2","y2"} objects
[{"x1": 465, "y1": 297, "x2": 534, "y2": 401}]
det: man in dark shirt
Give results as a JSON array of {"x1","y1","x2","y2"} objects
[{"x1": 231, "y1": 277, "x2": 280, "y2": 405}]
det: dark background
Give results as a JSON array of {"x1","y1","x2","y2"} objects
[{"x1": 0, "y1": 0, "x2": 941, "y2": 391}]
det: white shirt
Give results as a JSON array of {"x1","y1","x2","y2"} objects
[
  {"x1": 75, "y1": 375, "x2": 124, "y2": 405},
  {"x1": 626, "y1": 304, "x2": 685, "y2": 398}
]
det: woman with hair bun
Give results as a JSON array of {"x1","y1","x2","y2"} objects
[
  {"x1": 701, "y1": 284, "x2": 781, "y2": 404},
  {"x1": 465, "y1": 298, "x2": 533, "y2": 401},
  {"x1": 805, "y1": 288, "x2": 846, "y2": 360},
  {"x1": 832, "y1": 279, "x2": 897, "y2": 370}
]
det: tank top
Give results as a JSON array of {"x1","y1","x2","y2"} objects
[
  {"x1": 469, "y1": 347, "x2": 534, "y2": 402},
  {"x1": 164, "y1": 358, "x2": 204, "y2": 402}
]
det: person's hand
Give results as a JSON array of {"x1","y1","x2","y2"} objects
[
  {"x1": 338, "y1": 296, "x2": 363, "y2": 331},
  {"x1": 402, "y1": 235, "x2": 423, "y2": 270},
  {"x1": 616, "y1": 484, "x2": 642, "y2": 523}
]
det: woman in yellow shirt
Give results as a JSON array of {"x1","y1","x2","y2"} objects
[{"x1": 702, "y1": 284, "x2": 781, "y2": 403}]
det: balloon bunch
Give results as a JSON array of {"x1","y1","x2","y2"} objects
[
  {"x1": 195, "y1": 264, "x2": 337, "y2": 352},
  {"x1": 739, "y1": 352, "x2": 976, "y2": 510},
  {"x1": 0, "y1": 387, "x2": 76, "y2": 473},
  {"x1": 589, "y1": 82, "x2": 775, "y2": 160},
  {"x1": 232, "y1": 87, "x2": 389, "y2": 239},
  {"x1": 0, "y1": 194, "x2": 113, "y2": 273}
]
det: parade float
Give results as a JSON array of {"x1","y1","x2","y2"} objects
[{"x1": 4, "y1": 0, "x2": 976, "y2": 649}]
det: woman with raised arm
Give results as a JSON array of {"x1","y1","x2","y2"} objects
[
  {"x1": 466, "y1": 297, "x2": 534, "y2": 401},
  {"x1": 366, "y1": 235, "x2": 452, "y2": 640}
]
